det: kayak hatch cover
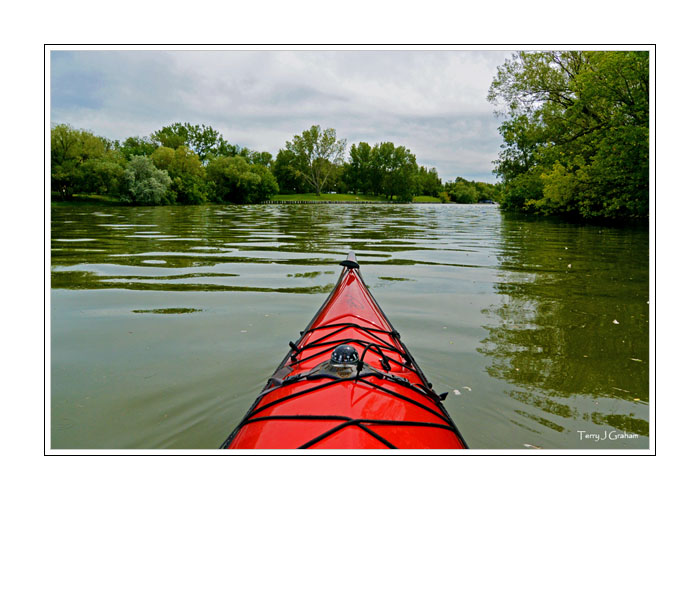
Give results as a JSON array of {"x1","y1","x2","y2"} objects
[{"x1": 221, "y1": 252, "x2": 468, "y2": 450}]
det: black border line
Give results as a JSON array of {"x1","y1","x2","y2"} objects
[{"x1": 45, "y1": 43, "x2": 656, "y2": 457}]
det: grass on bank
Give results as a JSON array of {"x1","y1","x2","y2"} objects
[
  {"x1": 269, "y1": 193, "x2": 446, "y2": 203},
  {"x1": 269, "y1": 193, "x2": 379, "y2": 202},
  {"x1": 51, "y1": 193, "x2": 124, "y2": 205},
  {"x1": 50, "y1": 192, "x2": 450, "y2": 205}
]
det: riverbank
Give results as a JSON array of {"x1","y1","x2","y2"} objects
[{"x1": 51, "y1": 192, "x2": 451, "y2": 205}]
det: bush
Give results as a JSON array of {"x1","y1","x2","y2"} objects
[{"x1": 123, "y1": 155, "x2": 172, "y2": 205}]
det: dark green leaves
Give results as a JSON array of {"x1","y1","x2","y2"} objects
[{"x1": 489, "y1": 51, "x2": 649, "y2": 221}]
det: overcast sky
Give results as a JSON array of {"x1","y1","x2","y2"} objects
[{"x1": 51, "y1": 49, "x2": 512, "y2": 182}]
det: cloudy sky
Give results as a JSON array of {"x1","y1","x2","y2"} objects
[{"x1": 50, "y1": 49, "x2": 512, "y2": 182}]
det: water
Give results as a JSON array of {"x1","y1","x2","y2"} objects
[{"x1": 50, "y1": 203, "x2": 650, "y2": 449}]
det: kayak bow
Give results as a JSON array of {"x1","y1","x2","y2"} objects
[{"x1": 222, "y1": 252, "x2": 468, "y2": 449}]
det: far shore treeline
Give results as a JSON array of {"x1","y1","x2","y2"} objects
[
  {"x1": 51, "y1": 122, "x2": 500, "y2": 206},
  {"x1": 51, "y1": 51, "x2": 649, "y2": 223}
]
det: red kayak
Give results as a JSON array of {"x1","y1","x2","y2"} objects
[{"x1": 222, "y1": 252, "x2": 468, "y2": 449}]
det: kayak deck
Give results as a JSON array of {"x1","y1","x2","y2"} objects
[{"x1": 222, "y1": 253, "x2": 467, "y2": 449}]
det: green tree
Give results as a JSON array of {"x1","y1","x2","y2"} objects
[
  {"x1": 119, "y1": 136, "x2": 158, "y2": 160},
  {"x1": 51, "y1": 124, "x2": 109, "y2": 199},
  {"x1": 445, "y1": 179, "x2": 477, "y2": 203},
  {"x1": 273, "y1": 149, "x2": 309, "y2": 194},
  {"x1": 488, "y1": 51, "x2": 649, "y2": 220},
  {"x1": 284, "y1": 125, "x2": 347, "y2": 195},
  {"x1": 383, "y1": 144, "x2": 418, "y2": 202},
  {"x1": 250, "y1": 163, "x2": 280, "y2": 202},
  {"x1": 416, "y1": 166, "x2": 442, "y2": 197},
  {"x1": 251, "y1": 151, "x2": 273, "y2": 167},
  {"x1": 123, "y1": 155, "x2": 172, "y2": 205},
  {"x1": 213, "y1": 139, "x2": 246, "y2": 159},
  {"x1": 206, "y1": 155, "x2": 278, "y2": 204},
  {"x1": 152, "y1": 145, "x2": 208, "y2": 204},
  {"x1": 344, "y1": 142, "x2": 373, "y2": 194},
  {"x1": 444, "y1": 178, "x2": 501, "y2": 204},
  {"x1": 368, "y1": 142, "x2": 392, "y2": 196},
  {"x1": 367, "y1": 142, "x2": 418, "y2": 201},
  {"x1": 152, "y1": 123, "x2": 226, "y2": 161},
  {"x1": 80, "y1": 155, "x2": 125, "y2": 197}
]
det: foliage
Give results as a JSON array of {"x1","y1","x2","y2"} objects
[
  {"x1": 273, "y1": 149, "x2": 311, "y2": 194},
  {"x1": 444, "y1": 177, "x2": 501, "y2": 204},
  {"x1": 151, "y1": 122, "x2": 226, "y2": 161},
  {"x1": 118, "y1": 136, "x2": 158, "y2": 160},
  {"x1": 206, "y1": 156, "x2": 278, "y2": 204},
  {"x1": 152, "y1": 146, "x2": 208, "y2": 204},
  {"x1": 416, "y1": 166, "x2": 442, "y2": 198},
  {"x1": 51, "y1": 121, "x2": 498, "y2": 207},
  {"x1": 122, "y1": 155, "x2": 172, "y2": 205},
  {"x1": 375, "y1": 142, "x2": 418, "y2": 202},
  {"x1": 344, "y1": 140, "x2": 420, "y2": 201},
  {"x1": 251, "y1": 151, "x2": 273, "y2": 168},
  {"x1": 488, "y1": 51, "x2": 649, "y2": 221},
  {"x1": 250, "y1": 164, "x2": 280, "y2": 202},
  {"x1": 284, "y1": 125, "x2": 347, "y2": 195},
  {"x1": 343, "y1": 142, "x2": 373, "y2": 194},
  {"x1": 80, "y1": 156, "x2": 125, "y2": 197},
  {"x1": 51, "y1": 124, "x2": 115, "y2": 199}
]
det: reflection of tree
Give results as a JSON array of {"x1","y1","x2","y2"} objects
[
  {"x1": 479, "y1": 215, "x2": 649, "y2": 435},
  {"x1": 50, "y1": 204, "x2": 440, "y2": 292},
  {"x1": 271, "y1": 204, "x2": 437, "y2": 257}
]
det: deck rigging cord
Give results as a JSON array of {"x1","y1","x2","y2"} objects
[{"x1": 221, "y1": 257, "x2": 468, "y2": 449}]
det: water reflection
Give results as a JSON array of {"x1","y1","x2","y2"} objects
[
  {"x1": 478, "y1": 215, "x2": 649, "y2": 438},
  {"x1": 51, "y1": 203, "x2": 650, "y2": 449},
  {"x1": 51, "y1": 204, "x2": 458, "y2": 292}
]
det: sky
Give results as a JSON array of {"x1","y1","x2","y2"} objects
[{"x1": 50, "y1": 49, "x2": 513, "y2": 183}]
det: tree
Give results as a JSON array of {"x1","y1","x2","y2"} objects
[
  {"x1": 444, "y1": 178, "x2": 501, "y2": 204},
  {"x1": 344, "y1": 142, "x2": 373, "y2": 194},
  {"x1": 273, "y1": 149, "x2": 309, "y2": 194},
  {"x1": 151, "y1": 145, "x2": 208, "y2": 204},
  {"x1": 383, "y1": 144, "x2": 418, "y2": 202},
  {"x1": 488, "y1": 51, "x2": 649, "y2": 220},
  {"x1": 250, "y1": 164, "x2": 280, "y2": 202},
  {"x1": 368, "y1": 142, "x2": 393, "y2": 196},
  {"x1": 80, "y1": 156, "x2": 125, "y2": 197},
  {"x1": 51, "y1": 124, "x2": 111, "y2": 199},
  {"x1": 119, "y1": 136, "x2": 158, "y2": 160},
  {"x1": 367, "y1": 142, "x2": 418, "y2": 201},
  {"x1": 123, "y1": 155, "x2": 172, "y2": 205},
  {"x1": 206, "y1": 155, "x2": 278, "y2": 204},
  {"x1": 416, "y1": 166, "x2": 442, "y2": 198},
  {"x1": 284, "y1": 125, "x2": 347, "y2": 195},
  {"x1": 152, "y1": 123, "x2": 226, "y2": 161},
  {"x1": 251, "y1": 151, "x2": 273, "y2": 167}
]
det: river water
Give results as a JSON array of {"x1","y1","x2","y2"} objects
[{"x1": 50, "y1": 203, "x2": 650, "y2": 450}]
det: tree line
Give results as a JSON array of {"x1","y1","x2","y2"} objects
[
  {"x1": 488, "y1": 51, "x2": 649, "y2": 221},
  {"x1": 51, "y1": 122, "x2": 500, "y2": 205}
]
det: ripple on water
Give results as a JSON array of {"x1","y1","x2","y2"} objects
[
  {"x1": 132, "y1": 308, "x2": 203, "y2": 314},
  {"x1": 50, "y1": 203, "x2": 650, "y2": 450}
]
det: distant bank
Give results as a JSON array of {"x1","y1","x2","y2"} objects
[{"x1": 50, "y1": 192, "x2": 498, "y2": 206}]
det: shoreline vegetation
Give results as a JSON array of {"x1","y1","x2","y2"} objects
[
  {"x1": 487, "y1": 51, "x2": 649, "y2": 222},
  {"x1": 50, "y1": 192, "x2": 466, "y2": 205},
  {"x1": 50, "y1": 51, "x2": 648, "y2": 224},
  {"x1": 51, "y1": 121, "x2": 501, "y2": 208}
]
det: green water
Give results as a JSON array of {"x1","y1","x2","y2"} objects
[{"x1": 51, "y1": 203, "x2": 650, "y2": 449}]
